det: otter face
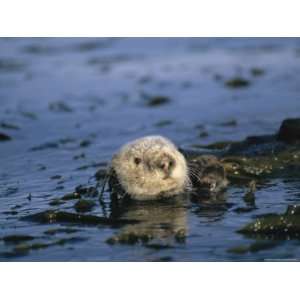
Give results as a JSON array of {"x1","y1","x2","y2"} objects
[{"x1": 111, "y1": 136, "x2": 188, "y2": 200}]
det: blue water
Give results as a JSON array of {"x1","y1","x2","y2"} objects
[{"x1": 1, "y1": 38, "x2": 300, "y2": 261}]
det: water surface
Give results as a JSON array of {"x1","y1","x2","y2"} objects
[{"x1": 1, "y1": 38, "x2": 300, "y2": 261}]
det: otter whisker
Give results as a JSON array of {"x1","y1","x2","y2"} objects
[
  {"x1": 188, "y1": 169, "x2": 202, "y2": 182},
  {"x1": 188, "y1": 167, "x2": 204, "y2": 179}
]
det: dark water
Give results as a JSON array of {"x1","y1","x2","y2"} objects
[{"x1": 1, "y1": 38, "x2": 300, "y2": 261}]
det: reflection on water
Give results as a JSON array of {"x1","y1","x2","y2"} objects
[
  {"x1": 108, "y1": 196, "x2": 188, "y2": 245},
  {"x1": 191, "y1": 195, "x2": 231, "y2": 223}
]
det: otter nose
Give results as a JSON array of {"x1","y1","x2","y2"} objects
[
  {"x1": 159, "y1": 162, "x2": 169, "y2": 173},
  {"x1": 158, "y1": 158, "x2": 175, "y2": 176}
]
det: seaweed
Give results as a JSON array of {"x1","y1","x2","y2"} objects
[
  {"x1": 79, "y1": 140, "x2": 91, "y2": 147},
  {"x1": 74, "y1": 200, "x2": 96, "y2": 213},
  {"x1": 49, "y1": 101, "x2": 73, "y2": 113},
  {"x1": 219, "y1": 119, "x2": 238, "y2": 127},
  {"x1": 75, "y1": 40, "x2": 111, "y2": 52},
  {"x1": 238, "y1": 205, "x2": 300, "y2": 238},
  {"x1": 75, "y1": 185, "x2": 98, "y2": 197},
  {"x1": 0, "y1": 132, "x2": 11, "y2": 141},
  {"x1": 61, "y1": 192, "x2": 81, "y2": 200},
  {"x1": 50, "y1": 175, "x2": 63, "y2": 180},
  {"x1": 49, "y1": 199, "x2": 65, "y2": 206},
  {"x1": 155, "y1": 120, "x2": 173, "y2": 127},
  {"x1": 228, "y1": 241, "x2": 279, "y2": 254},
  {"x1": 30, "y1": 142, "x2": 59, "y2": 151},
  {"x1": 20, "y1": 111, "x2": 38, "y2": 120},
  {"x1": 250, "y1": 68, "x2": 265, "y2": 77},
  {"x1": 0, "y1": 58, "x2": 25, "y2": 72},
  {"x1": 2, "y1": 237, "x2": 88, "y2": 258},
  {"x1": 145, "y1": 96, "x2": 170, "y2": 107},
  {"x1": 277, "y1": 118, "x2": 300, "y2": 143},
  {"x1": 20, "y1": 210, "x2": 139, "y2": 226},
  {"x1": 225, "y1": 77, "x2": 250, "y2": 88},
  {"x1": 2, "y1": 234, "x2": 35, "y2": 244},
  {"x1": 0, "y1": 122, "x2": 19, "y2": 130},
  {"x1": 23, "y1": 45, "x2": 57, "y2": 55},
  {"x1": 144, "y1": 243, "x2": 174, "y2": 250}
]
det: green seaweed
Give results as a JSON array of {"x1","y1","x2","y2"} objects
[
  {"x1": 228, "y1": 241, "x2": 279, "y2": 254},
  {"x1": 278, "y1": 118, "x2": 300, "y2": 143},
  {"x1": 61, "y1": 192, "x2": 81, "y2": 200},
  {"x1": 74, "y1": 200, "x2": 96, "y2": 213},
  {"x1": 225, "y1": 77, "x2": 250, "y2": 88},
  {"x1": 24, "y1": 45, "x2": 56, "y2": 55},
  {"x1": 2, "y1": 237, "x2": 88, "y2": 258},
  {"x1": 145, "y1": 243, "x2": 174, "y2": 250},
  {"x1": 80, "y1": 140, "x2": 91, "y2": 147},
  {"x1": 250, "y1": 68, "x2": 265, "y2": 77},
  {"x1": 0, "y1": 58, "x2": 25, "y2": 72},
  {"x1": 75, "y1": 185, "x2": 98, "y2": 197},
  {"x1": 2, "y1": 234, "x2": 35, "y2": 244},
  {"x1": 0, "y1": 132, "x2": 11, "y2": 141},
  {"x1": 238, "y1": 205, "x2": 300, "y2": 238},
  {"x1": 200, "y1": 141, "x2": 235, "y2": 150},
  {"x1": 0, "y1": 122, "x2": 19, "y2": 130},
  {"x1": 49, "y1": 199, "x2": 65, "y2": 206},
  {"x1": 219, "y1": 119, "x2": 238, "y2": 127},
  {"x1": 76, "y1": 40, "x2": 110, "y2": 52},
  {"x1": 145, "y1": 96, "x2": 170, "y2": 107},
  {"x1": 20, "y1": 111, "x2": 38, "y2": 120},
  {"x1": 48, "y1": 101, "x2": 73, "y2": 113},
  {"x1": 21, "y1": 210, "x2": 139, "y2": 226},
  {"x1": 50, "y1": 175, "x2": 62, "y2": 180},
  {"x1": 155, "y1": 120, "x2": 173, "y2": 127}
]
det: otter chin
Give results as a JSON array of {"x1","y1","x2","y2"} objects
[{"x1": 110, "y1": 135, "x2": 189, "y2": 201}]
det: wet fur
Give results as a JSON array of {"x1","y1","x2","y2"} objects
[{"x1": 110, "y1": 136, "x2": 189, "y2": 201}]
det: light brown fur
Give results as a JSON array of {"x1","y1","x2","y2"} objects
[{"x1": 111, "y1": 136, "x2": 189, "y2": 200}]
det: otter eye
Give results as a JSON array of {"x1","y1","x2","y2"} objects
[
  {"x1": 159, "y1": 163, "x2": 165, "y2": 170},
  {"x1": 134, "y1": 157, "x2": 141, "y2": 165}
]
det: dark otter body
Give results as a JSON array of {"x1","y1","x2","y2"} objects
[{"x1": 188, "y1": 155, "x2": 229, "y2": 200}]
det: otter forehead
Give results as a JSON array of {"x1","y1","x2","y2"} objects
[{"x1": 120, "y1": 135, "x2": 177, "y2": 157}]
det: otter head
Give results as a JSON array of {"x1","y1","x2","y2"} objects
[{"x1": 111, "y1": 136, "x2": 189, "y2": 201}]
